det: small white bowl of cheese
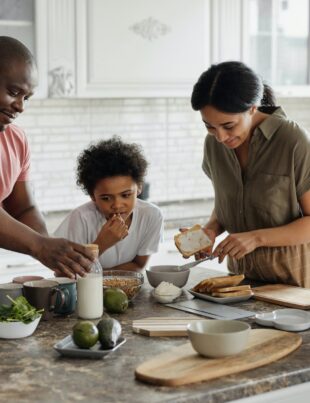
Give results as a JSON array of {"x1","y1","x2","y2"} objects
[{"x1": 152, "y1": 281, "x2": 182, "y2": 304}]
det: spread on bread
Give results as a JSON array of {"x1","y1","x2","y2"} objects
[
  {"x1": 192, "y1": 274, "x2": 253, "y2": 298},
  {"x1": 174, "y1": 224, "x2": 212, "y2": 258}
]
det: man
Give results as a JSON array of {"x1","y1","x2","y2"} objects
[{"x1": 0, "y1": 36, "x2": 93, "y2": 278}]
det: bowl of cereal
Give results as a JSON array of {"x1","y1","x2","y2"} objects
[{"x1": 102, "y1": 270, "x2": 144, "y2": 302}]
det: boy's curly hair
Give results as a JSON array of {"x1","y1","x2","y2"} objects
[{"x1": 76, "y1": 136, "x2": 148, "y2": 195}]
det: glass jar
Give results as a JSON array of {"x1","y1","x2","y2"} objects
[{"x1": 77, "y1": 244, "x2": 103, "y2": 319}]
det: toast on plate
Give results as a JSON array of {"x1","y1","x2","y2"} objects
[
  {"x1": 192, "y1": 274, "x2": 249, "y2": 297},
  {"x1": 211, "y1": 289, "x2": 254, "y2": 298},
  {"x1": 211, "y1": 284, "x2": 251, "y2": 293}
]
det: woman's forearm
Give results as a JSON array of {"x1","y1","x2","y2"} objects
[
  {"x1": 203, "y1": 208, "x2": 224, "y2": 237},
  {"x1": 254, "y1": 216, "x2": 310, "y2": 248}
]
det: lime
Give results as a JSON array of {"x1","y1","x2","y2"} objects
[
  {"x1": 72, "y1": 320, "x2": 99, "y2": 349},
  {"x1": 103, "y1": 288, "x2": 128, "y2": 314}
]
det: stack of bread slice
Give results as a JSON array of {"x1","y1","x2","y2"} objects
[{"x1": 192, "y1": 274, "x2": 253, "y2": 298}]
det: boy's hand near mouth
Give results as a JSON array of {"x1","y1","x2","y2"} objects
[{"x1": 95, "y1": 213, "x2": 129, "y2": 253}]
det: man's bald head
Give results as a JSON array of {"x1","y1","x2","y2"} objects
[{"x1": 0, "y1": 36, "x2": 35, "y2": 73}]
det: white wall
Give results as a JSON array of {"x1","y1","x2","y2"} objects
[{"x1": 15, "y1": 96, "x2": 310, "y2": 213}]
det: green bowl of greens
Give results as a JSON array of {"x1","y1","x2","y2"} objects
[{"x1": 0, "y1": 296, "x2": 43, "y2": 339}]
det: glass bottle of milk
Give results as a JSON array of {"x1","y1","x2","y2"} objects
[{"x1": 77, "y1": 244, "x2": 103, "y2": 319}]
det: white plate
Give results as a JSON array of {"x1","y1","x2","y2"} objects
[
  {"x1": 254, "y1": 311, "x2": 275, "y2": 327},
  {"x1": 188, "y1": 289, "x2": 253, "y2": 304},
  {"x1": 255, "y1": 309, "x2": 310, "y2": 332}
]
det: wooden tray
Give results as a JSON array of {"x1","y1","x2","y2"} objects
[
  {"x1": 135, "y1": 329, "x2": 302, "y2": 386},
  {"x1": 253, "y1": 284, "x2": 310, "y2": 309}
]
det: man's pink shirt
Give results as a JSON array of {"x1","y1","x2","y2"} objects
[{"x1": 0, "y1": 124, "x2": 30, "y2": 203}]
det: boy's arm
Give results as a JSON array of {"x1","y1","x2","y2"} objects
[{"x1": 107, "y1": 255, "x2": 150, "y2": 273}]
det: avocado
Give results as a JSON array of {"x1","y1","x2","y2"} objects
[{"x1": 97, "y1": 318, "x2": 122, "y2": 349}]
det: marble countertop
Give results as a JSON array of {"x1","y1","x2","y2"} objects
[{"x1": 0, "y1": 267, "x2": 309, "y2": 403}]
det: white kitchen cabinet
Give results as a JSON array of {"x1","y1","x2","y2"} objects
[
  {"x1": 74, "y1": 0, "x2": 245, "y2": 98},
  {"x1": 0, "y1": 0, "x2": 48, "y2": 98},
  {"x1": 76, "y1": 0, "x2": 212, "y2": 97},
  {"x1": 0, "y1": 0, "x2": 246, "y2": 99},
  {"x1": 0, "y1": 0, "x2": 76, "y2": 98}
]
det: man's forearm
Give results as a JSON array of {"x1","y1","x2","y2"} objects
[
  {"x1": 0, "y1": 208, "x2": 43, "y2": 256},
  {"x1": 16, "y1": 205, "x2": 48, "y2": 236}
]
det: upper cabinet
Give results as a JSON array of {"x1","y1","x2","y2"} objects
[
  {"x1": 0, "y1": 0, "x2": 246, "y2": 99},
  {"x1": 0, "y1": 0, "x2": 35, "y2": 49},
  {"x1": 75, "y1": 0, "x2": 211, "y2": 97},
  {"x1": 0, "y1": 0, "x2": 48, "y2": 97}
]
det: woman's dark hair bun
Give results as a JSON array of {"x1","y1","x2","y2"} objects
[{"x1": 191, "y1": 61, "x2": 276, "y2": 113}]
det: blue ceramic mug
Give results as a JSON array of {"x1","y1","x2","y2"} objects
[{"x1": 53, "y1": 277, "x2": 77, "y2": 315}]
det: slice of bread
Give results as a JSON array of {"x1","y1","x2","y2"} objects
[
  {"x1": 211, "y1": 289, "x2": 253, "y2": 298},
  {"x1": 174, "y1": 224, "x2": 212, "y2": 258},
  {"x1": 211, "y1": 284, "x2": 251, "y2": 293},
  {"x1": 192, "y1": 276, "x2": 225, "y2": 293},
  {"x1": 206, "y1": 274, "x2": 245, "y2": 292},
  {"x1": 192, "y1": 274, "x2": 245, "y2": 294}
]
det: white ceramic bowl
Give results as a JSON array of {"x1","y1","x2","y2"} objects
[
  {"x1": 255, "y1": 309, "x2": 310, "y2": 332},
  {"x1": 0, "y1": 316, "x2": 41, "y2": 339},
  {"x1": 146, "y1": 265, "x2": 190, "y2": 288},
  {"x1": 152, "y1": 289, "x2": 182, "y2": 304},
  {"x1": 187, "y1": 320, "x2": 251, "y2": 358}
]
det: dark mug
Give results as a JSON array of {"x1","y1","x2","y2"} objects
[
  {"x1": 13, "y1": 275, "x2": 44, "y2": 284},
  {"x1": 0, "y1": 283, "x2": 23, "y2": 306},
  {"x1": 23, "y1": 280, "x2": 65, "y2": 320},
  {"x1": 53, "y1": 277, "x2": 77, "y2": 315}
]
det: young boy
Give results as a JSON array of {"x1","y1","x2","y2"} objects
[{"x1": 54, "y1": 136, "x2": 164, "y2": 272}]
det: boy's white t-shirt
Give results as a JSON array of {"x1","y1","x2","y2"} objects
[{"x1": 54, "y1": 199, "x2": 164, "y2": 269}]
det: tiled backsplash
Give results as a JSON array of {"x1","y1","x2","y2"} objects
[{"x1": 15, "y1": 96, "x2": 310, "y2": 214}]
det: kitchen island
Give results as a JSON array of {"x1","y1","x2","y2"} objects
[{"x1": 0, "y1": 267, "x2": 309, "y2": 403}]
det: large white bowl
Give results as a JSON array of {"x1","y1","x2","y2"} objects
[
  {"x1": 187, "y1": 320, "x2": 250, "y2": 358},
  {"x1": 146, "y1": 265, "x2": 190, "y2": 288},
  {"x1": 0, "y1": 316, "x2": 41, "y2": 339}
]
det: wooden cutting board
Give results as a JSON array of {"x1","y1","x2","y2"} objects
[
  {"x1": 253, "y1": 284, "x2": 310, "y2": 309},
  {"x1": 135, "y1": 329, "x2": 302, "y2": 386},
  {"x1": 132, "y1": 316, "x2": 203, "y2": 337}
]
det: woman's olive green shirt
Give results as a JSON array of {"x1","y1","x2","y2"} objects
[{"x1": 202, "y1": 107, "x2": 310, "y2": 287}]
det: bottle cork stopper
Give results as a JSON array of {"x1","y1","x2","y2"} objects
[
  {"x1": 85, "y1": 243, "x2": 99, "y2": 251},
  {"x1": 84, "y1": 243, "x2": 99, "y2": 257}
]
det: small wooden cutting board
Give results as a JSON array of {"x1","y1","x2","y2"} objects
[
  {"x1": 132, "y1": 316, "x2": 203, "y2": 337},
  {"x1": 253, "y1": 284, "x2": 310, "y2": 309},
  {"x1": 135, "y1": 329, "x2": 302, "y2": 386}
]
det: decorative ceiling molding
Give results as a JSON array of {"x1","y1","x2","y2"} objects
[{"x1": 129, "y1": 17, "x2": 171, "y2": 41}]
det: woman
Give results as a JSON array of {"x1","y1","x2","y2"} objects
[{"x1": 191, "y1": 61, "x2": 310, "y2": 287}]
